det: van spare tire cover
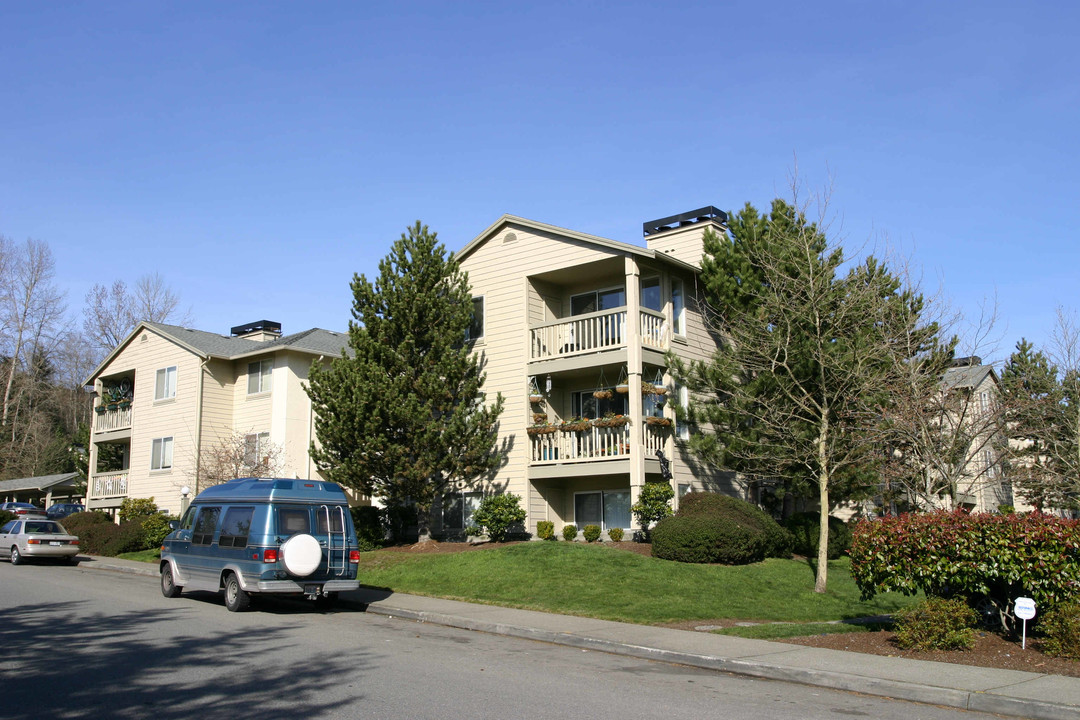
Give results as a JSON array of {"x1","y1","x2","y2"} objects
[{"x1": 280, "y1": 534, "x2": 322, "y2": 577}]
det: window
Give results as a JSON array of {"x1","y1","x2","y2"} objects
[
  {"x1": 218, "y1": 507, "x2": 254, "y2": 548},
  {"x1": 574, "y1": 490, "x2": 630, "y2": 530},
  {"x1": 155, "y1": 366, "x2": 177, "y2": 401},
  {"x1": 192, "y1": 507, "x2": 221, "y2": 546},
  {"x1": 466, "y1": 296, "x2": 485, "y2": 341},
  {"x1": 678, "y1": 483, "x2": 692, "y2": 498},
  {"x1": 443, "y1": 491, "x2": 482, "y2": 529},
  {"x1": 983, "y1": 450, "x2": 996, "y2": 477},
  {"x1": 247, "y1": 360, "x2": 273, "y2": 395},
  {"x1": 571, "y1": 286, "x2": 626, "y2": 316},
  {"x1": 151, "y1": 437, "x2": 173, "y2": 470},
  {"x1": 278, "y1": 507, "x2": 310, "y2": 536},
  {"x1": 572, "y1": 388, "x2": 628, "y2": 419},
  {"x1": 671, "y1": 278, "x2": 685, "y2": 336},
  {"x1": 0, "y1": 520, "x2": 16, "y2": 534},
  {"x1": 244, "y1": 432, "x2": 271, "y2": 468},
  {"x1": 979, "y1": 391, "x2": 991, "y2": 415},
  {"x1": 641, "y1": 277, "x2": 662, "y2": 312}
]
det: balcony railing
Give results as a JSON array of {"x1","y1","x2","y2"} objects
[
  {"x1": 529, "y1": 424, "x2": 631, "y2": 463},
  {"x1": 530, "y1": 309, "x2": 627, "y2": 361},
  {"x1": 92, "y1": 471, "x2": 129, "y2": 499},
  {"x1": 94, "y1": 406, "x2": 132, "y2": 434}
]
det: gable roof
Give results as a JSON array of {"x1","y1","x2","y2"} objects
[
  {"x1": 85, "y1": 322, "x2": 349, "y2": 385},
  {"x1": 0, "y1": 472, "x2": 80, "y2": 494},
  {"x1": 942, "y1": 363, "x2": 996, "y2": 391},
  {"x1": 457, "y1": 214, "x2": 699, "y2": 273}
]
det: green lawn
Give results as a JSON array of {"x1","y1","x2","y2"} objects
[
  {"x1": 356, "y1": 542, "x2": 918, "y2": 626},
  {"x1": 116, "y1": 548, "x2": 161, "y2": 563}
]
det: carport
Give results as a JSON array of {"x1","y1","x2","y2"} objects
[{"x1": 0, "y1": 472, "x2": 83, "y2": 508}]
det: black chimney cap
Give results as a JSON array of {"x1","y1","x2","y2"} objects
[
  {"x1": 231, "y1": 320, "x2": 282, "y2": 336},
  {"x1": 643, "y1": 206, "x2": 727, "y2": 237}
]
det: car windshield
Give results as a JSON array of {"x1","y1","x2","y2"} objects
[{"x1": 24, "y1": 521, "x2": 64, "y2": 535}]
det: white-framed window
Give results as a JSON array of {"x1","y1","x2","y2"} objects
[
  {"x1": 151, "y1": 436, "x2": 174, "y2": 471},
  {"x1": 570, "y1": 286, "x2": 626, "y2": 316},
  {"x1": 677, "y1": 383, "x2": 690, "y2": 441},
  {"x1": 983, "y1": 449, "x2": 996, "y2": 477},
  {"x1": 574, "y1": 490, "x2": 631, "y2": 530},
  {"x1": 247, "y1": 360, "x2": 273, "y2": 395},
  {"x1": 244, "y1": 432, "x2": 271, "y2": 468},
  {"x1": 155, "y1": 366, "x2": 177, "y2": 401},
  {"x1": 671, "y1": 278, "x2": 685, "y2": 336},
  {"x1": 640, "y1": 276, "x2": 662, "y2": 312},
  {"x1": 443, "y1": 491, "x2": 483, "y2": 530},
  {"x1": 572, "y1": 388, "x2": 628, "y2": 418},
  {"x1": 979, "y1": 390, "x2": 991, "y2": 415},
  {"x1": 466, "y1": 296, "x2": 485, "y2": 341}
]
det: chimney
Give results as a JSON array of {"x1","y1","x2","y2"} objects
[
  {"x1": 643, "y1": 206, "x2": 727, "y2": 269},
  {"x1": 231, "y1": 320, "x2": 282, "y2": 342}
]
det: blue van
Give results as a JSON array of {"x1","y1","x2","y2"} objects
[{"x1": 160, "y1": 477, "x2": 361, "y2": 611}]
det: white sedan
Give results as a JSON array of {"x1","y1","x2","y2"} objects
[{"x1": 0, "y1": 519, "x2": 80, "y2": 564}]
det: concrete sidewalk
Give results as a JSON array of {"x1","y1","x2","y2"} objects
[{"x1": 80, "y1": 555, "x2": 1080, "y2": 720}]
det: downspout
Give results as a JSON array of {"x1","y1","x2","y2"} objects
[
  {"x1": 308, "y1": 355, "x2": 324, "y2": 480},
  {"x1": 194, "y1": 357, "x2": 208, "y2": 494}
]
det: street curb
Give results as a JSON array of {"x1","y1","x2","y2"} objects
[
  {"x1": 77, "y1": 556, "x2": 158, "y2": 578},
  {"x1": 357, "y1": 603, "x2": 1080, "y2": 720}
]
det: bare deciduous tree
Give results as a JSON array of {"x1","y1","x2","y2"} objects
[
  {"x1": 82, "y1": 272, "x2": 191, "y2": 356},
  {"x1": 194, "y1": 430, "x2": 285, "y2": 490}
]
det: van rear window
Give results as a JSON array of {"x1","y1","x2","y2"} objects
[
  {"x1": 278, "y1": 508, "x2": 309, "y2": 536},
  {"x1": 317, "y1": 510, "x2": 346, "y2": 534}
]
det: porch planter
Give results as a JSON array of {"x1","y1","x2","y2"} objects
[
  {"x1": 592, "y1": 414, "x2": 629, "y2": 428},
  {"x1": 527, "y1": 425, "x2": 557, "y2": 436},
  {"x1": 94, "y1": 405, "x2": 106, "y2": 414},
  {"x1": 645, "y1": 416, "x2": 672, "y2": 427},
  {"x1": 559, "y1": 420, "x2": 591, "y2": 433},
  {"x1": 529, "y1": 394, "x2": 544, "y2": 404},
  {"x1": 593, "y1": 389, "x2": 613, "y2": 400},
  {"x1": 615, "y1": 384, "x2": 629, "y2": 394}
]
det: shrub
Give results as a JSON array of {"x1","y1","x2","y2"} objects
[
  {"x1": 651, "y1": 514, "x2": 766, "y2": 564},
  {"x1": 783, "y1": 512, "x2": 851, "y2": 560},
  {"x1": 351, "y1": 506, "x2": 386, "y2": 551},
  {"x1": 0, "y1": 510, "x2": 16, "y2": 526},
  {"x1": 385, "y1": 504, "x2": 418, "y2": 543},
  {"x1": 471, "y1": 493, "x2": 526, "y2": 542},
  {"x1": 119, "y1": 497, "x2": 159, "y2": 522},
  {"x1": 1040, "y1": 602, "x2": 1080, "y2": 658},
  {"x1": 562, "y1": 524, "x2": 578, "y2": 541},
  {"x1": 142, "y1": 513, "x2": 175, "y2": 549},
  {"x1": 631, "y1": 482, "x2": 674, "y2": 537},
  {"x1": 850, "y1": 511, "x2": 1080, "y2": 627},
  {"x1": 59, "y1": 511, "x2": 113, "y2": 537},
  {"x1": 76, "y1": 522, "x2": 121, "y2": 555},
  {"x1": 894, "y1": 597, "x2": 977, "y2": 651},
  {"x1": 583, "y1": 524, "x2": 601, "y2": 542},
  {"x1": 607, "y1": 527, "x2": 624, "y2": 542},
  {"x1": 103, "y1": 521, "x2": 149, "y2": 556},
  {"x1": 536, "y1": 520, "x2": 555, "y2": 541},
  {"x1": 677, "y1": 492, "x2": 792, "y2": 558}
]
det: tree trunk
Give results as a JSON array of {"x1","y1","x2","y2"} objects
[{"x1": 815, "y1": 422, "x2": 830, "y2": 594}]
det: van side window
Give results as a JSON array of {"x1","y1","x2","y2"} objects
[
  {"x1": 278, "y1": 508, "x2": 309, "y2": 536},
  {"x1": 219, "y1": 507, "x2": 254, "y2": 548},
  {"x1": 192, "y1": 507, "x2": 221, "y2": 546},
  {"x1": 178, "y1": 507, "x2": 195, "y2": 531}
]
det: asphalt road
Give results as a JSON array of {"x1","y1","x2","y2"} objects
[{"x1": 0, "y1": 560, "x2": 1000, "y2": 720}]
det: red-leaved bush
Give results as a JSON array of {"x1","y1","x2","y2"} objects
[{"x1": 850, "y1": 510, "x2": 1080, "y2": 615}]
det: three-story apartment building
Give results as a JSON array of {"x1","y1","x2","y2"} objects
[
  {"x1": 450, "y1": 207, "x2": 736, "y2": 536},
  {"x1": 84, "y1": 320, "x2": 348, "y2": 516}
]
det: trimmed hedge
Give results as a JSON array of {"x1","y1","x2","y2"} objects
[
  {"x1": 56, "y1": 511, "x2": 112, "y2": 535},
  {"x1": 850, "y1": 511, "x2": 1080, "y2": 614},
  {"x1": 536, "y1": 520, "x2": 555, "y2": 541},
  {"x1": 783, "y1": 511, "x2": 851, "y2": 560},
  {"x1": 651, "y1": 514, "x2": 765, "y2": 564},
  {"x1": 472, "y1": 493, "x2": 526, "y2": 542},
  {"x1": 894, "y1": 596, "x2": 978, "y2": 651},
  {"x1": 676, "y1": 493, "x2": 793, "y2": 558},
  {"x1": 583, "y1": 524, "x2": 601, "y2": 542}
]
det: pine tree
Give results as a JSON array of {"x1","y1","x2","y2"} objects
[
  {"x1": 305, "y1": 222, "x2": 504, "y2": 541},
  {"x1": 1001, "y1": 339, "x2": 1066, "y2": 509}
]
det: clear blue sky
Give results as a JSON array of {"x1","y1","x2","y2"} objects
[{"x1": 2, "y1": 1, "x2": 1076, "y2": 362}]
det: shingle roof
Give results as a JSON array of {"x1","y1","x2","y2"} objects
[
  {"x1": 0, "y1": 472, "x2": 80, "y2": 493},
  {"x1": 144, "y1": 322, "x2": 349, "y2": 359},
  {"x1": 942, "y1": 364, "x2": 994, "y2": 390}
]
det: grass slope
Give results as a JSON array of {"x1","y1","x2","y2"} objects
[{"x1": 357, "y1": 542, "x2": 917, "y2": 625}]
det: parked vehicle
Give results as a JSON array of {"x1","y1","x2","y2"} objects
[
  {"x1": 0, "y1": 502, "x2": 47, "y2": 519},
  {"x1": 0, "y1": 519, "x2": 80, "y2": 564},
  {"x1": 160, "y1": 477, "x2": 361, "y2": 612},
  {"x1": 46, "y1": 503, "x2": 85, "y2": 520}
]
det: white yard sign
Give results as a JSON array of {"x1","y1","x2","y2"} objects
[{"x1": 1015, "y1": 597, "x2": 1036, "y2": 649}]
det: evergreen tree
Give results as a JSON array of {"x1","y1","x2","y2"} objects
[
  {"x1": 674, "y1": 199, "x2": 933, "y2": 592},
  {"x1": 305, "y1": 222, "x2": 504, "y2": 541},
  {"x1": 1001, "y1": 339, "x2": 1067, "y2": 509}
]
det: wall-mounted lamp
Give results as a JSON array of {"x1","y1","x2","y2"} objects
[{"x1": 545, "y1": 375, "x2": 552, "y2": 394}]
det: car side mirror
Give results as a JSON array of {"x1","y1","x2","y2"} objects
[{"x1": 168, "y1": 520, "x2": 179, "y2": 531}]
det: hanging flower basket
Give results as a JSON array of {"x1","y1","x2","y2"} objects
[
  {"x1": 641, "y1": 381, "x2": 655, "y2": 395},
  {"x1": 592, "y1": 413, "x2": 630, "y2": 428},
  {"x1": 645, "y1": 416, "x2": 672, "y2": 427},
  {"x1": 560, "y1": 418, "x2": 592, "y2": 432},
  {"x1": 527, "y1": 424, "x2": 557, "y2": 436},
  {"x1": 532, "y1": 413, "x2": 548, "y2": 424},
  {"x1": 614, "y1": 366, "x2": 629, "y2": 394},
  {"x1": 529, "y1": 394, "x2": 544, "y2": 404},
  {"x1": 615, "y1": 384, "x2": 629, "y2": 394},
  {"x1": 94, "y1": 405, "x2": 106, "y2": 414},
  {"x1": 593, "y1": 389, "x2": 613, "y2": 400},
  {"x1": 652, "y1": 386, "x2": 669, "y2": 396}
]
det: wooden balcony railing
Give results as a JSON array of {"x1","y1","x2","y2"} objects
[
  {"x1": 94, "y1": 406, "x2": 133, "y2": 434},
  {"x1": 92, "y1": 471, "x2": 129, "y2": 499},
  {"x1": 529, "y1": 424, "x2": 631, "y2": 463}
]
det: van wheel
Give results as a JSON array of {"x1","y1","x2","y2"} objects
[
  {"x1": 161, "y1": 565, "x2": 183, "y2": 598},
  {"x1": 224, "y1": 573, "x2": 250, "y2": 612}
]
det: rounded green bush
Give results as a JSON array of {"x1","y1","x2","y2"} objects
[
  {"x1": 102, "y1": 521, "x2": 148, "y2": 556},
  {"x1": 651, "y1": 514, "x2": 766, "y2": 564},
  {"x1": 562, "y1": 524, "x2": 578, "y2": 541},
  {"x1": 119, "y1": 497, "x2": 159, "y2": 522},
  {"x1": 0, "y1": 510, "x2": 16, "y2": 526},
  {"x1": 1040, "y1": 602, "x2": 1080, "y2": 658},
  {"x1": 76, "y1": 522, "x2": 122, "y2": 555},
  {"x1": 142, "y1": 513, "x2": 175, "y2": 549},
  {"x1": 677, "y1": 492, "x2": 792, "y2": 558},
  {"x1": 607, "y1": 527, "x2": 624, "y2": 542},
  {"x1": 472, "y1": 493, "x2": 526, "y2": 542},
  {"x1": 583, "y1": 524, "x2": 601, "y2": 542},
  {"x1": 894, "y1": 596, "x2": 977, "y2": 651},
  {"x1": 536, "y1": 520, "x2": 555, "y2": 541},
  {"x1": 783, "y1": 511, "x2": 851, "y2": 560}
]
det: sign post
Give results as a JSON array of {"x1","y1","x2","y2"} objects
[{"x1": 1014, "y1": 597, "x2": 1036, "y2": 649}]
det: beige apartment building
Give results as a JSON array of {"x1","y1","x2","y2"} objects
[
  {"x1": 447, "y1": 208, "x2": 735, "y2": 536},
  {"x1": 84, "y1": 321, "x2": 348, "y2": 516}
]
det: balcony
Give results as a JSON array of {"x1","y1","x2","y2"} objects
[
  {"x1": 93, "y1": 405, "x2": 133, "y2": 435},
  {"x1": 528, "y1": 421, "x2": 671, "y2": 466},
  {"x1": 529, "y1": 308, "x2": 668, "y2": 362},
  {"x1": 92, "y1": 471, "x2": 129, "y2": 499}
]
